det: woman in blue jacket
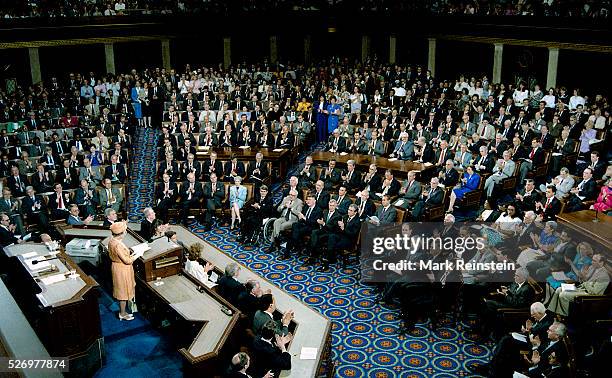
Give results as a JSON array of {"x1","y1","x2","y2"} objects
[
  {"x1": 447, "y1": 165, "x2": 480, "y2": 212},
  {"x1": 229, "y1": 176, "x2": 247, "y2": 230}
]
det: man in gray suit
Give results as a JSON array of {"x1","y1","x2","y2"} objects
[
  {"x1": 292, "y1": 114, "x2": 311, "y2": 144},
  {"x1": 98, "y1": 178, "x2": 123, "y2": 213},
  {"x1": 0, "y1": 188, "x2": 24, "y2": 235},
  {"x1": 453, "y1": 144, "x2": 473, "y2": 170},
  {"x1": 484, "y1": 150, "x2": 516, "y2": 198},
  {"x1": 363, "y1": 130, "x2": 385, "y2": 156},
  {"x1": 397, "y1": 171, "x2": 422, "y2": 209},
  {"x1": 369, "y1": 195, "x2": 397, "y2": 225},
  {"x1": 389, "y1": 132, "x2": 414, "y2": 160},
  {"x1": 79, "y1": 158, "x2": 102, "y2": 187},
  {"x1": 252, "y1": 294, "x2": 293, "y2": 336},
  {"x1": 268, "y1": 190, "x2": 303, "y2": 252},
  {"x1": 539, "y1": 168, "x2": 574, "y2": 199}
]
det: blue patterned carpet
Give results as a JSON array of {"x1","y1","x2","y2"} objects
[{"x1": 96, "y1": 127, "x2": 493, "y2": 377}]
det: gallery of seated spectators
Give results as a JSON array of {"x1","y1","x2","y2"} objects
[{"x1": 0, "y1": 2, "x2": 610, "y2": 378}]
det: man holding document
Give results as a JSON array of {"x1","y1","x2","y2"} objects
[{"x1": 109, "y1": 221, "x2": 148, "y2": 321}]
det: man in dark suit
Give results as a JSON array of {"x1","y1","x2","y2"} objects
[
  {"x1": 519, "y1": 139, "x2": 546, "y2": 185},
  {"x1": 325, "y1": 128, "x2": 346, "y2": 153},
  {"x1": 535, "y1": 186, "x2": 561, "y2": 221},
  {"x1": 537, "y1": 125, "x2": 555, "y2": 150},
  {"x1": 564, "y1": 168, "x2": 597, "y2": 212},
  {"x1": 104, "y1": 155, "x2": 127, "y2": 184},
  {"x1": 319, "y1": 159, "x2": 341, "y2": 191},
  {"x1": 251, "y1": 321, "x2": 292, "y2": 378},
  {"x1": 550, "y1": 129, "x2": 576, "y2": 175},
  {"x1": 412, "y1": 178, "x2": 444, "y2": 221},
  {"x1": 482, "y1": 267, "x2": 535, "y2": 329},
  {"x1": 158, "y1": 153, "x2": 179, "y2": 182},
  {"x1": 21, "y1": 186, "x2": 50, "y2": 230},
  {"x1": 284, "y1": 194, "x2": 321, "y2": 259},
  {"x1": 155, "y1": 173, "x2": 177, "y2": 222},
  {"x1": 471, "y1": 301, "x2": 554, "y2": 376},
  {"x1": 306, "y1": 199, "x2": 343, "y2": 268},
  {"x1": 246, "y1": 152, "x2": 269, "y2": 190},
  {"x1": 235, "y1": 279, "x2": 265, "y2": 321},
  {"x1": 203, "y1": 173, "x2": 225, "y2": 230},
  {"x1": 202, "y1": 152, "x2": 223, "y2": 181},
  {"x1": 48, "y1": 183, "x2": 72, "y2": 220},
  {"x1": 179, "y1": 172, "x2": 203, "y2": 224},
  {"x1": 354, "y1": 190, "x2": 376, "y2": 221},
  {"x1": 180, "y1": 154, "x2": 202, "y2": 181},
  {"x1": 312, "y1": 180, "x2": 330, "y2": 210},
  {"x1": 473, "y1": 146, "x2": 496, "y2": 174},
  {"x1": 515, "y1": 180, "x2": 542, "y2": 213},
  {"x1": 0, "y1": 188, "x2": 24, "y2": 236},
  {"x1": 0, "y1": 213, "x2": 23, "y2": 247},
  {"x1": 296, "y1": 156, "x2": 317, "y2": 189},
  {"x1": 75, "y1": 179, "x2": 98, "y2": 217},
  {"x1": 341, "y1": 160, "x2": 362, "y2": 194},
  {"x1": 438, "y1": 160, "x2": 460, "y2": 188},
  {"x1": 327, "y1": 204, "x2": 361, "y2": 262},
  {"x1": 5, "y1": 166, "x2": 29, "y2": 197},
  {"x1": 55, "y1": 159, "x2": 78, "y2": 189},
  {"x1": 217, "y1": 262, "x2": 245, "y2": 304},
  {"x1": 332, "y1": 186, "x2": 352, "y2": 215}
]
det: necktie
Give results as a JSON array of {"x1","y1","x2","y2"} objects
[
  {"x1": 58, "y1": 193, "x2": 64, "y2": 209},
  {"x1": 6, "y1": 199, "x2": 10, "y2": 208},
  {"x1": 305, "y1": 207, "x2": 312, "y2": 219},
  {"x1": 327, "y1": 211, "x2": 333, "y2": 222},
  {"x1": 359, "y1": 201, "x2": 365, "y2": 215},
  {"x1": 530, "y1": 148, "x2": 535, "y2": 159},
  {"x1": 285, "y1": 201, "x2": 292, "y2": 220},
  {"x1": 107, "y1": 189, "x2": 112, "y2": 205}
]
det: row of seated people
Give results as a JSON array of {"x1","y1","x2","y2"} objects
[
  {"x1": 323, "y1": 115, "x2": 605, "y2": 181},
  {"x1": 369, "y1": 216, "x2": 610, "y2": 376},
  {"x1": 0, "y1": 178, "x2": 125, "y2": 242},
  {"x1": 0, "y1": 129, "x2": 131, "y2": 169},
  {"x1": 157, "y1": 123, "x2": 301, "y2": 156},
  {"x1": 2, "y1": 152, "x2": 128, "y2": 195},
  {"x1": 156, "y1": 151, "x2": 270, "y2": 184},
  {"x1": 181, "y1": 245, "x2": 295, "y2": 378}
]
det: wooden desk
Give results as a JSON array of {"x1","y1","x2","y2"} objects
[
  {"x1": 557, "y1": 210, "x2": 612, "y2": 251},
  {"x1": 194, "y1": 147, "x2": 291, "y2": 178},
  {"x1": 310, "y1": 151, "x2": 436, "y2": 181},
  {"x1": 170, "y1": 225, "x2": 332, "y2": 378},
  {"x1": 2, "y1": 243, "x2": 102, "y2": 375},
  {"x1": 0, "y1": 279, "x2": 63, "y2": 378}
]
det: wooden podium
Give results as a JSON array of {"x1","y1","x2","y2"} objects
[{"x1": 2, "y1": 243, "x2": 102, "y2": 376}]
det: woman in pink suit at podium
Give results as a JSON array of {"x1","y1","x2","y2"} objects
[{"x1": 109, "y1": 221, "x2": 136, "y2": 321}]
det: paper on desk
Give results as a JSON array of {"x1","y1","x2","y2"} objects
[
  {"x1": 423, "y1": 162, "x2": 433, "y2": 167},
  {"x1": 511, "y1": 332, "x2": 527, "y2": 343},
  {"x1": 513, "y1": 372, "x2": 529, "y2": 378},
  {"x1": 387, "y1": 158, "x2": 398, "y2": 162},
  {"x1": 17, "y1": 233, "x2": 32, "y2": 241},
  {"x1": 238, "y1": 146, "x2": 250, "y2": 149},
  {"x1": 561, "y1": 283, "x2": 576, "y2": 292},
  {"x1": 300, "y1": 347, "x2": 318, "y2": 360},
  {"x1": 130, "y1": 243, "x2": 151, "y2": 259},
  {"x1": 551, "y1": 271, "x2": 570, "y2": 281},
  {"x1": 273, "y1": 148, "x2": 284, "y2": 152},
  {"x1": 41, "y1": 273, "x2": 67, "y2": 286},
  {"x1": 22, "y1": 251, "x2": 39, "y2": 259},
  {"x1": 203, "y1": 280, "x2": 217, "y2": 289},
  {"x1": 209, "y1": 271, "x2": 219, "y2": 283},
  {"x1": 36, "y1": 293, "x2": 49, "y2": 307},
  {"x1": 552, "y1": 152, "x2": 562, "y2": 156},
  {"x1": 339, "y1": 152, "x2": 348, "y2": 156},
  {"x1": 394, "y1": 199, "x2": 404, "y2": 206}
]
